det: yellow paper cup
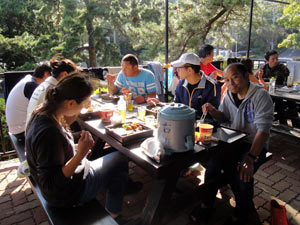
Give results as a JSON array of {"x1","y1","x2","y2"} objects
[{"x1": 199, "y1": 124, "x2": 214, "y2": 144}]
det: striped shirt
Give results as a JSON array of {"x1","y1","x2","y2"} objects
[{"x1": 114, "y1": 69, "x2": 156, "y2": 98}]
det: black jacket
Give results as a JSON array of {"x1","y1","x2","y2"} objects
[{"x1": 26, "y1": 115, "x2": 85, "y2": 208}]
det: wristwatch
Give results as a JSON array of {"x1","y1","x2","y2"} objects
[{"x1": 248, "y1": 153, "x2": 259, "y2": 163}]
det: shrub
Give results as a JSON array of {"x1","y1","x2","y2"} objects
[{"x1": 0, "y1": 98, "x2": 13, "y2": 156}]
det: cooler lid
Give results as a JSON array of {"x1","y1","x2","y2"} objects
[{"x1": 158, "y1": 103, "x2": 195, "y2": 120}]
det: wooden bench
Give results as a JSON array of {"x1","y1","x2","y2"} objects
[{"x1": 8, "y1": 133, "x2": 119, "y2": 225}]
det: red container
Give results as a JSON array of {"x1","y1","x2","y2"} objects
[{"x1": 99, "y1": 109, "x2": 114, "y2": 122}]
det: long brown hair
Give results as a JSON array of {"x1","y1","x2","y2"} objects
[{"x1": 28, "y1": 73, "x2": 93, "y2": 128}]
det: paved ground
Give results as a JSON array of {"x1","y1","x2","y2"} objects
[{"x1": 0, "y1": 132, "x2": 299, "y2": 225}]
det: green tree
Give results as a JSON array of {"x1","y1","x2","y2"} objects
[
  {"x1": 277, "y1": 0, "x2": 300, "y2": 49},
  {"x1": 114, "y1": 0, "x2": 250, "y2": 62}
]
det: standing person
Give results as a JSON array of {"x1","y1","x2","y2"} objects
[
  {"x1": 190, "y1": 63, "x2": 274, "y2": 225},
  {"x1": 171, "y1": 52, "x2": 221, "y2": 118},
  {"x1": 27, "y1": 55, "x2": 77, "y2": 123},
  {"x1": 25, "y1": 74, "x2": 128, "y2": 223},
  {"x1": 106, "y1": 54, "x2": 157, "y2": 104},
  {"x1": 198, "y1": 44, "x2": 223, "y2": 80},
  {"x1": 5, "y1": 62, "x2": 51, "y2": 143},
  {"x1": 258, "y1": 50, "x2": 289, "y2": 85}
]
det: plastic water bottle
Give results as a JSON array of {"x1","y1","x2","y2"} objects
[
  {"x1": 117, "y1": 96, "x2": 126, "y2": 121},
  {"x1": 269, "y1": 77, "x2": 276, "y2": 94}
]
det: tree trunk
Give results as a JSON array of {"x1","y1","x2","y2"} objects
[{"x1": 84, "y1": 0, "x2": 97, "y2": 67}]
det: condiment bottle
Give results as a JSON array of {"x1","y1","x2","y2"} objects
[{"x1": 117, "y1": 96, "x2": 126, "y2": 121}]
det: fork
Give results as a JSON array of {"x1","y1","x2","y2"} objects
[{"x1": 200, "y1": 111, "x2": 207, "y2": 124}]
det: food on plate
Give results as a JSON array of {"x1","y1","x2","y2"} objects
[{"x1": 122, "y1": 122, "x2": 143, "y2": 131}]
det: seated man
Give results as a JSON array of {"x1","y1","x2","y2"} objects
[
  {"x1": 106, "y1": 54, "x2": 157, "y2": 104},
  {"x1": 190, "y1": 63, "x2": 274, "y2": 225},
  {"x1": 198, "y1": 44, "x2": 223, "y2": 80},
  {"x1": 258, "y1": 49, "x2": 289, "y2": 85},
  {"x1": 258, "y1": 50, "x2": 294, "y2": 125},
  {"x1": 5, "y1": 62, "x2": 51, "y2": 143},
  {"x1": 171, "y1": 52, "x2": 221, "y2": 118}
]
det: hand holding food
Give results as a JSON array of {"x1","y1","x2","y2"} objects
[
  {"x1": 147, "y1": 97, "x2": 159, "y2": 106},
  {"x1": 77, "y1": 130, "x2": 94, "y2": 158},
  {"x1": 106, "y1": 74, "x2": 117, "y2": 85}
]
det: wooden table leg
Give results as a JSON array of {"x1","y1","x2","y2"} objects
[{"x1": 140, "y1": 170, "x2": 180, "y2": 225}]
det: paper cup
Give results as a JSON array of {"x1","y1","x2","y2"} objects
[
  {"x1": 99, "y1": 108, "x2": 114, "y2": 122},
  {"x1": 199, "y1": 124, "x2": 214, "y2": 144}
]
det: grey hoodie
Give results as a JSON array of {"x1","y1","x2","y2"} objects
[{"x1": 219, "y1": 82, "x2": 274, "y2": 149}]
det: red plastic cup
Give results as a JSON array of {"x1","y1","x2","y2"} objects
[{"x1": 99, "y1": 109, "x2": 114, "y2": 122}]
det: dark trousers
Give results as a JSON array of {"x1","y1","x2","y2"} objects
[{"x1": 202, "y1": 141, "x2": 266, "y2": 221}]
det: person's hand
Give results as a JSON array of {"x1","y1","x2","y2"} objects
[
  {"x1": 257, "y1": 69, "x2": 263, "y2": 80},
  {"x1": 237, "y1": 157, "x2": 254, "y2": 183},
  {"x1": 77, "y1": 130, "x2": 94, "y2": 158},
  {"x1": 121, "y1": 88, "x2": 130, "y2": 95},
  {"x1": 147, "y1": 97, "x2": 159, "y2": 106},
  {"x1": 215, "y1": 70, "x2": 223, "y2": 78},
  {"x1": 106, "y1": 74, "x2": 117, "y2": 85},
  {"x1": 202, "y1": 103, "x2": 215, "y2": 116},
  {"x1": 135, "y1": 95, "x2": 145, "y2": 104},
  {"x1": 210, "y1": 72, "x2": 218, "y2": 80}
]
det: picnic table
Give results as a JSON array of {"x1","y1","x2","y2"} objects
[
  {"x1": 76, "y1": 95, "x2": 248, "y2": 225},
  {"x1": 269, "y1": 86, "x2": 300, "y2": 130}
]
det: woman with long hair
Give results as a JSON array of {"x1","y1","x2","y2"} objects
[{"x1": 26, "y1": 73, "x2": 128, "y2": 220}]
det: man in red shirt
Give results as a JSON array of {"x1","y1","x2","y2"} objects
[{"x1": 198, "y1": 44, "x2": 223, "y2": 80}]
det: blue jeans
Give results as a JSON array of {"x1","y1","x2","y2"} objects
[
  {"x1": 77, "y1": 151, "x2": 128, "y2": 214},
  {"x1": 203, "y1": 141, "x2": 266, "y2": 221}
]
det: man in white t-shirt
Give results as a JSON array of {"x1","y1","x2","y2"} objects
[
  {"x1": 5, "y1": 62, "x2": 51, "y2": 142},
  {"x1": 107, "y1": 54, "x2": 157, "y2": 104}
]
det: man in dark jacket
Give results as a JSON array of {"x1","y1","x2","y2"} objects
[
  {"x1": 258, "y1": 50, "x2": 289, "y2": 85},
  {"x1": 171, "y1": 52, "x2": 221, "y2": 118}
]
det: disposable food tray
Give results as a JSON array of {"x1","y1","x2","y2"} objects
[{"x1": 105, "y1": 123, "x2": 153, "y2": 144}]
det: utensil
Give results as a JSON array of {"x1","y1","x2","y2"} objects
[{"x1": 199, "y1": 111, "x2": 207, "y2": 124}]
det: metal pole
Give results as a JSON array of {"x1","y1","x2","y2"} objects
[
  {"x1": 247, "y1": 0, "x2": 254, "y2": 58},
  {"x1": 164, "y1": 0, "x2": 169, "y2": 102}
]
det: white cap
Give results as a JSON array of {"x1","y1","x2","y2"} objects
[{"x1": 171, "y1": 52, "x2": 200, "y2": 67}]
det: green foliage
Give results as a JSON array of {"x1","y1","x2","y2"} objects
[
  {"x1": 0, "y1": 0, "x2": 295, "y2": 71},
  {"x1": 278, "y1": 0, "x2": 300, "y2": 48},
  {"x1": 118, "y1": 0, "x2": 250, "y2": 61},
  {"x1": 0, "y1": 99, "x2": 12, "y2": 153}
]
